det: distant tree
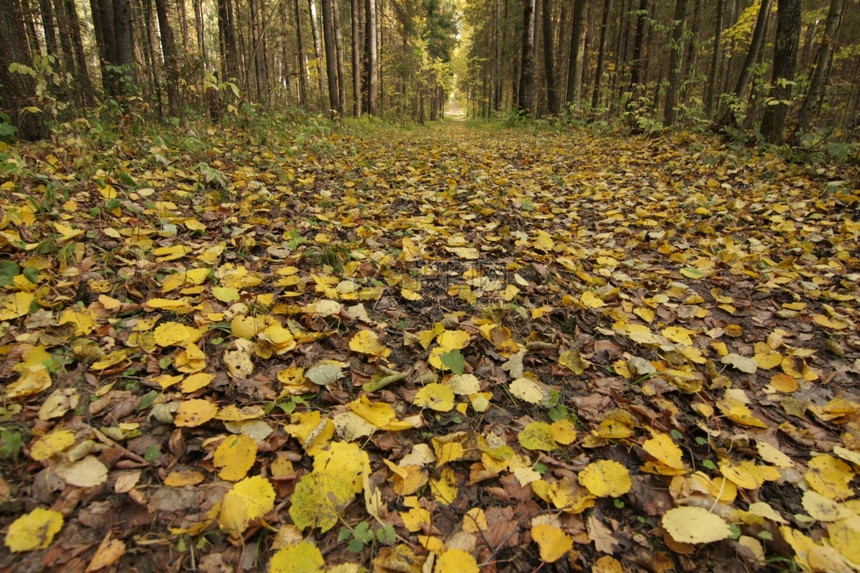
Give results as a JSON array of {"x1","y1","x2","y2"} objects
[
  {"x1": 591, "y1": 0, "x2": 611, "y2": 109},
  {"x1": 351, "y1": 0, "x2": 362, "y2": 116},
  {"x1": 760, "y1": 0, "x2": 801, "y2": 143},
  {"x1": 90, "y1": 0, "x2": 137, "y2": 98},
  {"x1": 663, "y1": 0, "x2": 688, "y2": 126},
  {"x1": 154, "y1": 0, "x2": 181, "y2": 115},
  {"x1": 541, "y1": 0, "x2": 559, "y2": 115},
  {"x1": 794, "y1": 0, "x2": 845, "y2": 142},
  {"x1": 517, "y1": 0, "x2": 536, "y2": 115},
  {"x1": 565, "y1": 0, "x2": 587, "y2": 109},
  {"x1": 364, "y1": 0, "x2": 378, "y2": 114},
  {"x1": 321, "y1": 0, "x2": 342, "y2": 115},
  {"x1": 0, "y1": 0, "x2": 48, "y2": 140}
]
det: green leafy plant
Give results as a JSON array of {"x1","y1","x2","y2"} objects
[{"x1": 338, "y1": 521, "x2": 396, "y2": 553}]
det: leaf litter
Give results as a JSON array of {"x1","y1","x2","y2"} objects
[{"x1": 0, "y1": 121, "x2": 859, "y2": 571}]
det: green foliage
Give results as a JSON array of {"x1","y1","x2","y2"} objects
[
  {"x1": 338, "y1": 521, "x2": 396, "y2": 553},
  {"x1": 440, "y1": 349, "x2": 465, "y2": 375},
  {"x1": 0, "y1": 426, "x2": 24, "y2": 459},
  {"x1": 0, "y1": 111, "x2": 17, "y2": 144}
]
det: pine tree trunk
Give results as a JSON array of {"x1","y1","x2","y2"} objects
[
  {"x1": 541, "y1": 0, "x2": 558, "y2": 114},
  {"x1": 351, "y1": 0, "x2": 361, "y2": 116},
  {"x1": 308, "y1": 0, "x2": 327, "y2": 101},
  {"x1": 363, "y1": 0, "x2": 377, "y2": 114},
  {"x1": 332, "y1": 0, "x2": 346, "y2": 113},
  {"x1": 321, "y1": 0, "x2": 341, "y2": 115},
  {"x1": 760, "y1": 0, "x2": 801, "y2": 143},
  {"x1": 517, "y1": 0, "x2": 536, "y2": 115},
  {"x1": 154, "y1": 0, "x2": 181, "y2": 114},
  {"x1": 295, "y1": 0, "x2": 308, "y2": 107},
  {"x1": 217, "y1": 0, "x2": 239, "y2": 81},
  {"x1": 704, "y1": 0, "x2": 724, "y2": 116},
  {"x1": 663, "y1": 0, "x2": 688, "y2": 126},
  {"x1": 591, "y1": 0, "x2": 610, "y2": 109},
  {"x1": 565, "y1": 0, "x2": 586, "y2": 109},
  {"x1": 629, "y1": 0, "x2": 648, "y2": 92},
  {"x1": 0, "y1": 0, "x2": 48, "y2": 139}
]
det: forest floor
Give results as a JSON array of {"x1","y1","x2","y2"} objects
[{"x1": 0, "y1": 117, "x2": 859, "y2": 573}]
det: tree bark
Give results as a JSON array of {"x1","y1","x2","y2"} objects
[
  {"x1": 565, "y1": 0, "x2": 586, "y2": 108},
  {"x1": 663, "y1": 0, "x2": 688, "y2": 126},
  {"x1": 363, "y1": 0, "x2": 377, "y2": 114},
  {"x1": 39, "y1": 0, "x2": 59, "y2": 58},
  {"x1": 321, "y1": 0, "x2": 341, "y2": 115},
  {"x1": 308, "y1": 0, "x2": 327, "y2": 100},
  {"x1": 794, "y1": 0, "x2": 844, "y2": 142},
  {"x1": 295, "y1": 0, "x2": 308, "y2": 107},
  {"x1": 760, "y1": 0, "x2": 801, "y2": 143},
  {"x1": 541, "y1": 0, "x2": 558, "y2": 114},
  {"x1": 249, "y1": 0, "x2": 268, "y2": 103},
  {"x1": 332, "y1": 0, "x2": 346, "y2": 113},
  {"x1": 350, "y1": 0, "x2": 361, "y2": 116},
  {"x1": 591, "y1": 0, "x2": 610, "y2": 109},
  {"x1": 704, "y1": 0, "x2": 724, "y2": 116},
  {"x1": 0, "y1": 0, "x2": 48, "y2": 140},
  {"x1": 517, "y1": 0, "x2": 535, "y2": 115},
  {"x1": 493, "y1": 0, "x2": 501, "y2": 111},
  {"x1": 629, "y1": 0, "x2": 649, "y2": 92},
  {"x1": 217, "y1": 0, "x2": 239, "y2": 81},
  {"x1": 154, "y1": 0, "x2": 181, "y2": 114}
]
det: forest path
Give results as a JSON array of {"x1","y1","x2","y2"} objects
[{"x1": 0, "y1": 119, "x2": 858, "y2": 572}]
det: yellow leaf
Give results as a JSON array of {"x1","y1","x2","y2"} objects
[
  {"x1": 430, "y1": 466, "x2": 459, "y2": 505},
  {"x1": 55, "y1": 455, "x2": 109, "y2": 487},
  {"x1": 219, "y1": 475, "x2": 276, "y2": 537},
  {"x1": 269, "y1": 540, "x2": 325, "y2": 573},
  {"x1": 313, "y1": 441, "x2": 369, "y2": 494},
  {"x1": 806, "y1": 455, "x2": 855, "y2": 500},
  {"x1": 580, "y1": 291, "x2": 605, "y2": 309},
  {"x1": 214, "y1": 434, "x2": 257, "y2": 481},
  {"x1": 445, "y1": 374, "x2": 480, "y2": 395},
  {"x1": 285, "y1": 410, "x2": 334, "y2": 454},
  {"x1": 212, "y1": 286, "x2": 240, "y2": 303},
  {"x1": 532, "y1": 523, "x2": 572, "y2": 563},
  {"x1": 558, "y1": 350, "x2": 587, "y2": 374},
  {"x1": 180, "y1": 372, "x2": 215, "y2": 393},
  {"x1": 642, "y1": 431, "x2": 685, "y2": 470},
  {"x1": 144, "y1": 298, "x2": 193, "y2": 313},
  {"x1": 163, "y1": 470, "x2": 206, "y2": 487},
  {"x1": 4, "y1": 508, "x2": 64, "y2": 552},
  {"x1": 289, "y1": 471, "x2": 354, "y2": 532},
  {"x1": 718, "y1": 460, "x2": 779, "y2": 490},
  {"x1": 550, "y1": 419, "x2": 577, "y2": 445},
  {"x1": 519, "y1": 422, "x2": 558, "y2": 451},
  {"x1": 579, "y1": 460, "x2": 632, "y2": 497},
  {"x1": 533, "y1": 231, "x2": 554, "y2": 252},
  {"x1": 349, "y1": 329, "x2": 391, "y2": 358},
  {"x1": 85, "y1": 533, "x2": 126, "y2": 572},
  {"x1": 462, "y1": 508, "x2": 487, "y2": 533},
  {"x1": 174, "y1": 398, "x2": 219, "y2": 427},
  {"x1": 30, "y1": 429, "x2": 75, "y2": 461},
  {"x1": 662, "y1": 326, "x2": 695, "y2": 345},
  {"x1": 828, "y1": 516, "x2": 860, "y2": 564},
  {"x1": 509, "y1": 377, "x2": 545, "y2": 404},
  {"x1": 661, "y1": 506, "x2": 733, "y2": 544},
  {"x1": 413, "y1": 383, "x2": 455, "y2": 412},
  {"x1": 38, "y1": 388, "x2": 80, "y2": 421},
  {"x1": 437, "y1": 329, "x2": 471, "y2": 350},
  {"x1": 434, "y1": 549, "x2": 479, "y2": 573},
  {"x1": 224, "y1": 340, "x2": 255, "y2": 379},
  {"x1": 52, "y1": 222, "x2": 84, "y2": 243},
  {"x1": 716, "y1": 396, "x2": 768, "y2": 428},
  {"x1": 0, "y1": 291, "x2": 35, "y2": 320},
  {"x1": 153, "y1": 245, "x2": 190, "y2": 261},
  {"x1": 153, "y1": 322, "x2": 203, "y2": 347},
  {"x1": 756, "y1": 441, "x2": 793, "y2": 468}
]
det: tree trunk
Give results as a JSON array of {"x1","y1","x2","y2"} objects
[
  {"x1": 60, "y1": 0, "x2": 94, "y2": 105},
  {"x1": 332, "y1": 0, "x2": 346, "y2": 113},
  {"x1": 629, "y1": 0, "x2": 648, "y2": 92},
  {"x1": 541, "y1": 0, "x2": 558, "y2": 114},
  {"x1": 193, "y1": 0, "x2": 207, "y2": 98},
  {"x1": 308, "y1": 0, "x2": 327, "y2": 100},
  {"x1": 565, "y1": 0, "x2": 586, "y2": 109},
  {"x1": 175, "y1": 0, "x2": 188, "y2": 52},
  {"x1": 363, "y1": 0, "x2": 377, "y2": 114},
  {"x1": 760, "y1": 0, "x2": 801, "y2": 143},
  {"x1": 591, "y1": 0, "x2": 610, "y2": 109},
  {"x1": 217, "y1": 0, "x2": 239, "y2": 81},
  {"x1": 278, "y1": 0, "x2": 292, "y2": 103},
  {"x1": 295, "y1": 0, "x2": 308, "y2": 107},
  {"x1": 0, "y1": 0, "x2": 48, "y2": 140},
  {"x1": 794, "y1": 0, "x2": 844, "y2": 142},
  {"x1": 663, "y1": 0, "x2": 688, "y2": 126},
  {"x1": 154, "y1": 0, "x2": 180, "y2": 115},
  {"x1": 321, "y1": 0, "x2": 341, "y2": 115},
  {"x1": 704, "y1": 0, "x2": 725, "y2": 116},
  {"x1": 350, "y1": 0, "x2": 361, "y2": 116},
  {"x1": 249, "y1": 0, "x2": 268, "y2": 103},
  {"x1": 39, "y1": 0, "x2": 59, "y2": 58},
  {"x1": 493, "y1": 0, "x2": 501, "y2": 111},
  {"x1": 517, "y1": 0, "x2": 536, "y2": 115}
]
